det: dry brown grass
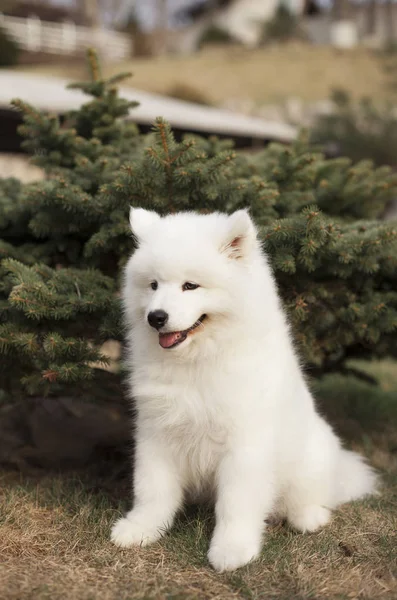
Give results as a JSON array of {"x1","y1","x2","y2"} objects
[
  {"x1": 19, "y1": 44, "x2": 391, "y2": 106},
  {"x1": 0, "y1": 463, "x2": 396, "y2": 600}
]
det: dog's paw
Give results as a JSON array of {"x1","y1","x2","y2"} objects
[
  {"x1": 288, "y1": 505, "x2": 331, "y2": 533},
  {"x1": 110, "y1": 515, "x2": 162, "y2": 548},
  {"x1": 208, "y1": 533, "x2": 260, "y2": 572}
]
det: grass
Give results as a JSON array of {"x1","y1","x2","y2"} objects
[
  {"x1": 315, "y1": 360, "x2": 397, "y2": 442},
  {"x1": 1, "y1": 358, "x2": 396, "y2": 599},
  {"x1": 18, "y1": 44, "x2": 394, "y2": 106},
  {"x1": 0, "y1": 470, "x2": 396, "y2": 600}
]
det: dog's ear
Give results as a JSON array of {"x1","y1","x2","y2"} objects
[
  {"x1": 129, "y1": 208, "x2": 160, "y2": 243},
  {"x1": 220, "y1": 210, "x2": 257, "y2": 259}
]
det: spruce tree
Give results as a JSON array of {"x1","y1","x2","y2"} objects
[{"x1": 0, "y1": 51, "x2": 396, "y2": 403}]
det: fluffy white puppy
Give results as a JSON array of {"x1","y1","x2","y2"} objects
[{"x1": 111, "y1": 208, "x2": 377, "y2": 572}]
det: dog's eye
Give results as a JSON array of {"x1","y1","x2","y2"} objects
[
  {"x1": 182, "y1": 282, "x2": 199, "y2": 291},
  {"x1": 150, "y1": 281, "x2": 158, "y2": 291}
]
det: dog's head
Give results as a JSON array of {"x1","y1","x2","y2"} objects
[{"x1": 124, "y1": 208, "x2": 260, "y2": 355}]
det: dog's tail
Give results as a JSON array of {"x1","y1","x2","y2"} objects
[{"x1": 334, "y1": 449, "x2": 378, "y2": 506}]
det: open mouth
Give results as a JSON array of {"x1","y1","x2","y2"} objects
[{"x1": 159, "y1": 315, "x2": 207, "y2": 349}]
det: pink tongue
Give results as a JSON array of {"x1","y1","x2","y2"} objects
[{"x1": 159, "y1": 331, "x2": 185, "y2": 348}]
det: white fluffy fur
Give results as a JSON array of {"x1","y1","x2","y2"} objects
[{"x1": 111, "y1": 208, "x2": 377, "y2": 572}]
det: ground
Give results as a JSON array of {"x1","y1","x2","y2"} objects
[
  {"x1": 0, "y1": 469, "x2": 396, "y2": 600},
  {"x1": 19, "y1": 44, "x2": 393, "y2": 107},
  {"x1": 1, "y1": 361, "x2": 396, "y2": 600}
]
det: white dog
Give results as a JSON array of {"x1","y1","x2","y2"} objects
[{"x1": 111, "y1": 208, "x2": 377, "y2": 572}]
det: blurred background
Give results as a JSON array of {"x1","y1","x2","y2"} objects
[{"x1": 2, "y1": 0, "x2": 397, "y2": 201}]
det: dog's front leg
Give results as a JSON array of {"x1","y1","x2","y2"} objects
[
  {"x1": 208, "y1": 439, "x2": 274, "y2": 572},
  {"x1": 111, "y1": 433, "x2": 182, "y2": 547}
]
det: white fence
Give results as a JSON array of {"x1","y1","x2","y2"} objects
[{"x1": 0, "y1": 14, "x2": 131, "y2": 62}]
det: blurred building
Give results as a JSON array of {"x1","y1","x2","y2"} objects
[
  {"x1": 0, "y1": 69, "x2": 296, "y2": 175},
  {"x1": 192, "y1": 0, "x2": 306, "y2": 47},
  {"x1": 1, "y1": 1, "x2": 88, "y2": 24},
  {"x1": 0, "y1": 1, "x2": 131, "y2": 63},
  {"x1": 125, "y1": 0, "x2": 397, "y2": 53},
  {"x1": 125, "y1": 0, "x2": 322, "y2": 54}
]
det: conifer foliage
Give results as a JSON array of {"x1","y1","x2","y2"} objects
[{"x1": 0, "y1": 51, "x2": 396, "y2": 401}]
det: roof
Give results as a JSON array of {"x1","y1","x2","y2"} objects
[{"x1": 0, "y1": 71, "x2": 296, "y2": 143}]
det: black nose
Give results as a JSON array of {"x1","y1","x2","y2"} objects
[{"x1": 148, "y1": 310, "x2": 168, "y2": 330}]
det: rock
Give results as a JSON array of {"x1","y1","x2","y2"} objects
[
  {"x1": 0, "y1": 396, "x2": 131, "y2": 470},
  {"x1": 382, "y1": 198, "x2": 397, "y2": 220}
]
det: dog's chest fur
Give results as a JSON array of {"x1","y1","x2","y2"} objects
[{"x1": 135, "y1": 362, "x2": 233, "y2": 494}]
